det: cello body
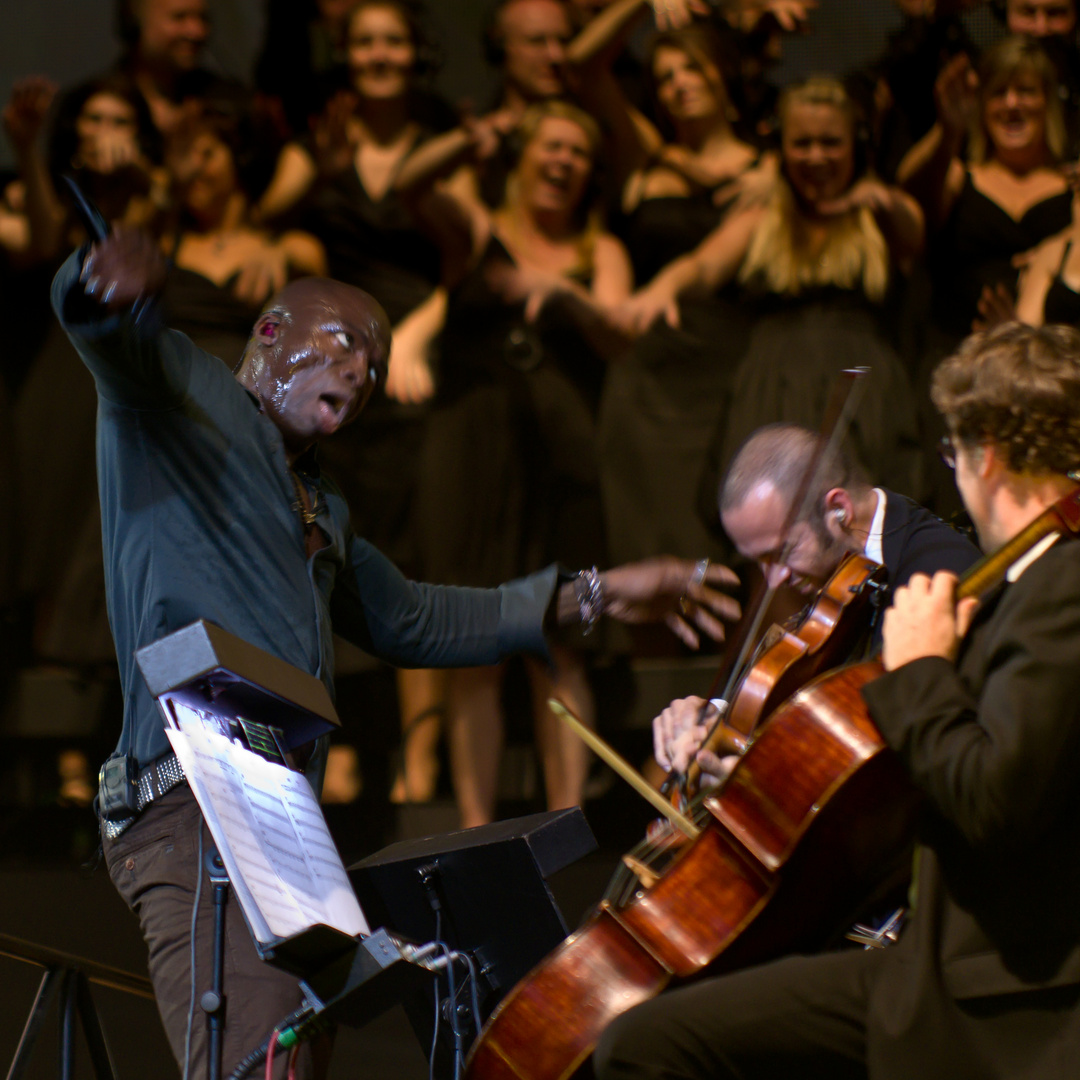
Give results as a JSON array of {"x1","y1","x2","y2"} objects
[{"x1": 464, "y1": 661, "x2": 918, "y2": 1080}]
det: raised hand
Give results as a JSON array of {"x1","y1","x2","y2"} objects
[
  {"x1": 311, "y1": 90, "x2": 360, "y2": 177},
  {"x1": 816, "y1": 177, "x2": 894, "y2": 218},
  {"x1": 934, "y1": 52, "x2": 979, "y2": 143},
  {"x1": 233, "y1": 242, "x2": 290, "y2": 306},
  {"x1": 463, "y1": 107, "x2": 517, "y2": 162},
  {"x1": 3, "y1": 77, "x2": 58, "y2": 156},
  {"x1": 611, "y1": 284, "x2": 681, "y2": 336},
  {"x1": 80, "y1": 226, "x2": 168, "y2": 311},
  {"x1": 484, "y1": 253, "x2": 566, "y2": 322},
  {"x1": 972, "y1": 281, "x2": 1017, "y2": 332},
  {"x1": 649, "y1": 0, "x2": 711, "y2": 32},
  {"x1": 384, "y1": 337, "x2": 436, "y2": 403},
  {"x1": 724, "y1": 0, "x2": 817, "y2": 34},
  {"x1": 713, "y1": 152, "x2": 780, "y2": 211}
]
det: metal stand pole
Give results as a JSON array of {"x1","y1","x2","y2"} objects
[{"x1": 201, "y1": 846, "x2": 230, "y2": 1080}]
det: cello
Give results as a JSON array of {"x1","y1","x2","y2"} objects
[{"x1": 462, "y1": 486, "x2": 1080, "y2": 1080}]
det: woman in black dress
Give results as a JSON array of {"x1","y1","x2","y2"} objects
[
  {"x1": 622, "y1": 76, "x2": 927, "y2": 513},
  {"x1": 898, "y1": 35, "x2": 1072, "y2": 512},
  {"x1": 257, "y1": 0, "x2": 459, "y2": 803},
  {"x1": 568, "y1": 6, "x2": 767, "y2": 566},
  {"x1": 159, "y1": 110, "x2": 326, "y2": 362},
  {"x1": 406, "y1": 100, "x2": 633, "y2": 827}
]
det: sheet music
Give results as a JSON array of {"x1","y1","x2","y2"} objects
[{"x1": 166, "y1": 703, "x2": 369, "y2": 944}]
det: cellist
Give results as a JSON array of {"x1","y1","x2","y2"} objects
[
  {"x1": 657, "y1": 422, "x2": 978, "y2": 780},
  {"x1": 598, "y1": 322, "x2": 1080, "y2": 1080}
]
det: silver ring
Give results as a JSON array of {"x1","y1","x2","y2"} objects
[{"x1": 690, "y1": 558, "x2": 710, "y2": 587}]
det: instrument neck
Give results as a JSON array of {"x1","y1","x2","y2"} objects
[{"x1": 956, "y1": 486, "x2": 1080, "y2": 602}]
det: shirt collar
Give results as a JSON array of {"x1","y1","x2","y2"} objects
[
  {"x1": 863, "y1": 488, "x2": 887, "y2": 565},
  {"x1": 1006, "y1": 531, "x2": 1060, "y2": 581}
]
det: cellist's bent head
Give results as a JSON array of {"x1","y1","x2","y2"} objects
[
  {"x1": 720, "y1": 424, "x2": 871, "y2": 595},
  {"x1": 933, "y1": 323, "x2": 1080, "y2": 549}
]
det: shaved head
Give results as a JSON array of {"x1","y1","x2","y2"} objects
[
  {"x1": 721, "y1": 424, "x2": 867, "y2": 519},
  {"x1": 236, "y1": 278, "x2": 392, "y2": 457}
]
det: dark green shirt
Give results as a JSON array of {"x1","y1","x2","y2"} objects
[{"x1": 53, "y1": 251, "x2": 556, "y2": 771}]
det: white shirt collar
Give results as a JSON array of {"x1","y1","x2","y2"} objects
[
  {"x1": 863, "y1": 488, "x2": 887, "y2": 566},
  {"x1": 1006, "y1": 531, "x2": 1059, "y2": 581}
]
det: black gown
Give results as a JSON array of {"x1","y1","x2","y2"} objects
[
  {"x1": 599, "y1": 192, "x2": 752, "y2": 566},
  {"x1": 301, "y1": 140, "x2": 446, "y2": 577},
  {"x1": 920, "y1": 174, "x2": 1072, "y2": 515},
  {"x1": 1043, "y1": 239, "x2": 1080, "y2": 327},
  {"x1": 711, "y1": 285, "x2": 926, "y2": 510},
  {"x1": 159, "y1": 264, "x2": 257, "y2": 365},
  {"x1": 416, "y1": 237, "x2": 606, "y2": 588}
]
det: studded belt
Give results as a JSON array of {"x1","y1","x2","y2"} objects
[{"x1": 100, "y1": 752, "x2": 186, "y2": 840}]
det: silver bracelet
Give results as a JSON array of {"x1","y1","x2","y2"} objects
[{"x1": 574, "y1": 566, "x2": 604, "y2": 636}]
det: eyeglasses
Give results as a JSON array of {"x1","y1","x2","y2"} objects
[{"x1": 938, "y1": 434, "x2": 957, "y2": 470}]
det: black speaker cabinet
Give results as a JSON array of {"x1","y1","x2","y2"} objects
[{"x1": 348, "y1": 808, "x2": 596, "y2": 1073}]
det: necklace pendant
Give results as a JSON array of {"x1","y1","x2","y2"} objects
[{"x1": 292, "y1": 500, "x2": 319, "y2": 527}]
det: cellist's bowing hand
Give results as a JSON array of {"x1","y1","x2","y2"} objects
[
  {"x1": 881, "y1": 571, "x2": 980, "y2": 672},
  {"x1": 653, "y1": 697, "x2": 737, "y2": 788},
  {"x1": 600, "y1": 557, "x2": 741, "y2": 648},
  {"x1": 654, "y1": 696, "x2": 713, "y2": 773}
]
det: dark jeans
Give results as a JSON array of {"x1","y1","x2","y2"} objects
[{"x1": 103, "y1": 784, "x2": 317, "y2": 1080}]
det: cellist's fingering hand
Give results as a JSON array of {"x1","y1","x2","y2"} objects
[{"x1": 881, "y1": 571, "x2": 980, "y2": 671}]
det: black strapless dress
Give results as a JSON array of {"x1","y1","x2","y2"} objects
[
  {"x1": 301, "y1": 143, "x2": 444, "y2": 577},
  {"x1": 707, "y1": 286, "x2": 925, "y2": 521},
  {"x1": 1043, "y1": 240, "x2": 1080, "y2": 328},
  {"x1": 920, "y1": 175, "x2": 1072, "y2": 516},
  {"x1": 415, "y1": 237, "x2": 606, "y2": 587},
  {"x1": 599, "y1": 192, "x2": 752, "y2": 566}
]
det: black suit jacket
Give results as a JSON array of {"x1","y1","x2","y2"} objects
[
  {"x1": 869, "y1": 490, "x2": 980, "y2": 648},
  {"x1": 862, "y1": 541, "x2": 1080, "y2": 1072}
]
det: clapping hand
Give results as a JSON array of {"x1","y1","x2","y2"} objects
[
  {"x1": 650, "y1": 0, "x2": 710, "y2": 32},
  {"x1": 935, "y1": 52, "x2": 979, "y2": 143},
  {"x1": 972, "y1": 281, "x2": 1017, "y2": 332}
]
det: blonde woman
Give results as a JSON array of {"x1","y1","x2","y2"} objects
[
  {"x1": 621, "y1": 76, "x2": 926, "y2": 504},
  {"x1": 406, "y1": 100, "x2": 632, "y2": 827}
]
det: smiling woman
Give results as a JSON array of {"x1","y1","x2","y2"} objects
[
  {"x1": 897, "y1": 34, "x2": 1072, "y2": 515},
  {"x1": 400, "y1": 99, "x2": 634, "y2": 828}
]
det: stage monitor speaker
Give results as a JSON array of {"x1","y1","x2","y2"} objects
[{"x1": 348, "y1": 808, "x2": 596, "y2": 1071}]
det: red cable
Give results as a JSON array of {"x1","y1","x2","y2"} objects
[
  {"x1": 262, "y1": 1028, "x2": 276, "y2": 1080},
  {"x1": 287, "y1": 1043, "x2": 300, "y2": 1080}
]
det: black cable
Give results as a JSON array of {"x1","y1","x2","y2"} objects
[{"x1": 428, "y1": 908, "x2": 443, "y2": 1080}]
